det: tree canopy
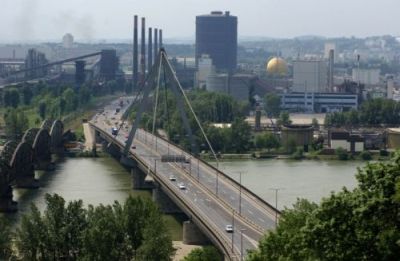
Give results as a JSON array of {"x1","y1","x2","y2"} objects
[
  {"x1": 183, "y1": 246, "x2": 222, "y2": 261},
  {"x1": 14, "y1": 194, "x2": 174, "y2": 261}
]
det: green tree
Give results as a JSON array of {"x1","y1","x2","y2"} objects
[
  {"x1": 255, "y1": 132, "x2": 280, "y2": 152},
  {"x1": 16, "y1": 194, "x2": 174, "y2": 261},
  {"x1": 335, "y1": 147, "x2": 348, "y2": 160},
  {"x1": 230, "y1": 118, "x2": 252, "y2": 153},
  {"x1": 311, "y1": 118, "x2": 319, "y2": 129},
  {"x1": 22, "y1": 86, "x2": 34, "y2": 105},
  {"x1": 0, "y1": 217, "x2": 11, "y2": 259},
  {"x1": 183, "y1": 246, "x2": 222, "y2": 261},
  {"x1": 38, "y1": 102, "x2": 47, "y2": 120},
  {"x1": 277, "y1": 111, "x2": 291, "y2": 126},
  {"x1": 4, "y1": 109, "x2": 29, "y2": 139},
  {"x1": 264, "y1": 93, "x2": 281, "y2": 117},
  {"x1": 4, "y1": 89, "x2": 20, "y2": 108}
]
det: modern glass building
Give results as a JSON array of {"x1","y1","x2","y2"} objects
[{"x1": 195, "y1": 11, "x2": 237, "y2": 72}]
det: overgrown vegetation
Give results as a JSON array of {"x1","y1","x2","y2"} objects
[{"x1": 247, "y1": 152, "x2": 400, "y2": 261}]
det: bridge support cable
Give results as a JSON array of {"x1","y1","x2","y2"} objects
[
  {"x1": 161, "y1": 51, "x2": 220, "y2": 167},
  {"x1": 122, "y1": 52, "x2": 162, "y2": 156},
  {"x1": 163, "y1": 59, "x2": 197, "y2": 155},
  {"x1": 122, "y1": 48, "x2": 219, "y2": 167}
]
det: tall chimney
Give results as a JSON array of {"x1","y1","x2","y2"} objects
[
  {"x1": 328, "y1": 49, "x2": 334, "y2": 92},
  {"x1": 154, "y1": 28, "x2": 158, "y2": 57},
  {"x1": 148, "y1": 27, "x2": 153, "y2": 70},
  {"x1": 159, "y1": 29, "x2": 163, "y2": 49},
  {"x1": 140, "y1": 17, "x2": 146, "y2": 84},
  {"x1": 133, "y1": 15, "x2": 138, "y2": 91}
]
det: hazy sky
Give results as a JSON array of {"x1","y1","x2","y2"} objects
[{"x1": 0, "y1": 0, "x2": 399, "y2": 43}]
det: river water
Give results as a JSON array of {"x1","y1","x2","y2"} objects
[
  {"x1": 7, "y1": 156, "x2": 362, "y2": 239},
  {"x1": 219, "y1": 159, "x2": 362, "y2": 210},
  {"x1": 9, "y1": 156, "x2": 183, "y2": 240}
]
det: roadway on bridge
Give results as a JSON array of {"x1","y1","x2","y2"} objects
[{"x1": 91, "y1": 97, "x2": 278, "y2": 259}]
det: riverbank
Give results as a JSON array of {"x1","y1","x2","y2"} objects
[{"x1": 199, "y1": 150, "x2": 391, "y2": 162}]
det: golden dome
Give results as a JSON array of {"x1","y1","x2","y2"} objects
[{"x1": 266, "y1": 57, "x2": 288, "y2": 75}]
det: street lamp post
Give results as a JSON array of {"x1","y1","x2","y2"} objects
[
  {"x1": 269, "y1": 188, "x2": 283, "y2": 228},
  {"x1": 240, "y1": 229, "x2": 246, "y2": 261},
  {"x1": 216, "y1": 170, "x2": 219, "y2": 197},
  {"x1": 189, "y1": 158, "x2": 192, "y2": 176},
  {"x1": 231, "y1": 210, "x2": 235, "y2": 253},
  {"x1": 239, "y1": 172, "x2": 242, "y2": 215},
  {"x1": 197, "y1": 158, "x2": 200, "y2": 182}
]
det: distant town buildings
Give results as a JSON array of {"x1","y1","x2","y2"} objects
[
  {"x1": 195, "y1": 11, "x2": 237, "y2": 72},
  {"x1": 352, "y1": 68, "x2": 380, "y2": 85},
  {"x1": 62, "y1": 33, "x2": 74, "y2": 49}
]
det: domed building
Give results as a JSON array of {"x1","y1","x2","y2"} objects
[{"x1": 266, "y1": 57, "x2": 288, "y2": 76}]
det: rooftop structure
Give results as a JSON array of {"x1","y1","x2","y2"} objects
[{"x1": 266, "y1": 57, "x2": 288, "y2": 76}]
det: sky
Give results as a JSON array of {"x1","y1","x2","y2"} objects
[{"x1": 0, "y1": 0, "x2": 399, "y2": 43}]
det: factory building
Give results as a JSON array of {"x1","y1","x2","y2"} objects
[
  {"x1": 281, "y1": 125, "x2": 314, "y2": 152},
  {"x1": 100, "y1": 49, "x2": 118, "y2": 81},
  {"x1": 387, "y1": 128, "x2": 400, "y2": 149},
  {"x1": 25, "y1": 49, "x2": 48, "y2": 79},
  {"x1": 328, "y1": 129, "x2": 364, "y2": 153},
  {"x1": 196, "y1": 54, "x2": 215, "y2": 88},
  {"x1": 206, "y1": 73, "x2": 254, "y2": 101},
  {"x1": 352, "y1": 68, "x2": 380, "y2": 85},
  {"x1": 195, "y1": 11, "x2": 237, "y2": 72},
  {"x1": 292, "y1": 60, "x2": 328, "y2": 93},
  {"x1": 280, "y1": 92, "x2": 358, "y2": 113}
]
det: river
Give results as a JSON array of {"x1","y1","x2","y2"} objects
[
  {"x1": 7, "y1": 156, "x2": 363, "y2": 239},
  {"x1": 219, "y1": 159, "x2": 362, "y2": 210}
]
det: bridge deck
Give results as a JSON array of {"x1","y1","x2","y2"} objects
[{"x1": 90, "y1": 97, "x2": 279, "y2": 260}]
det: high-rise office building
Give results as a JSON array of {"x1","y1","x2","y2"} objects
[{"x1": 195, "y1": 11, "x2": 237, "y2": 72}]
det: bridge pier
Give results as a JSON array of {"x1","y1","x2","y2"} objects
[
  {"x1": 130, "y1": 167, "x2": 154, "y2": 190},
  {"x1": 103, "y1": 142, "x2": 121, "y2": 160},
  {"x1": 0, "y1": 186, "x2": 17, "y2": 212},
  {"x1": 15, "y1": 167, "x2": 39, "y2": 189},
  {"x1": 152, "y1": 183, "x2": 183, "y2": 214},
  {"x1": 35, "y1": 160, "x2": 55, "y2": 171},
  {"x1": 182, "y1": 220, "x2": 210, "y2": 245}
]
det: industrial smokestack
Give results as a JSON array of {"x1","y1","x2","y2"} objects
[
  {"x1": 133, "y1": 15, "x2": 138, "y2": 91},
  {"x1": 159, "y1": 29, "x2": 163, "y2": 49},
  {"x1": 154, "y1": 28, "x2": 158, "y2": 57},
  {"x1": 148, "y1": 27, "x2": 153, "y2": 70},
  {"x1": 140, "y1": 17, "x2": 146, "y2": 84},
  {"x1": 328, "y1": 49, "x2": 334, "y2": 91}
]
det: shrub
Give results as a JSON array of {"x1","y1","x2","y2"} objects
[
  {"x1": 360, "y1": 150, "x2": 372, "y2": 161},
  {"x1": 335, "y1": 147, "x2": 348, "y2": 160}
]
